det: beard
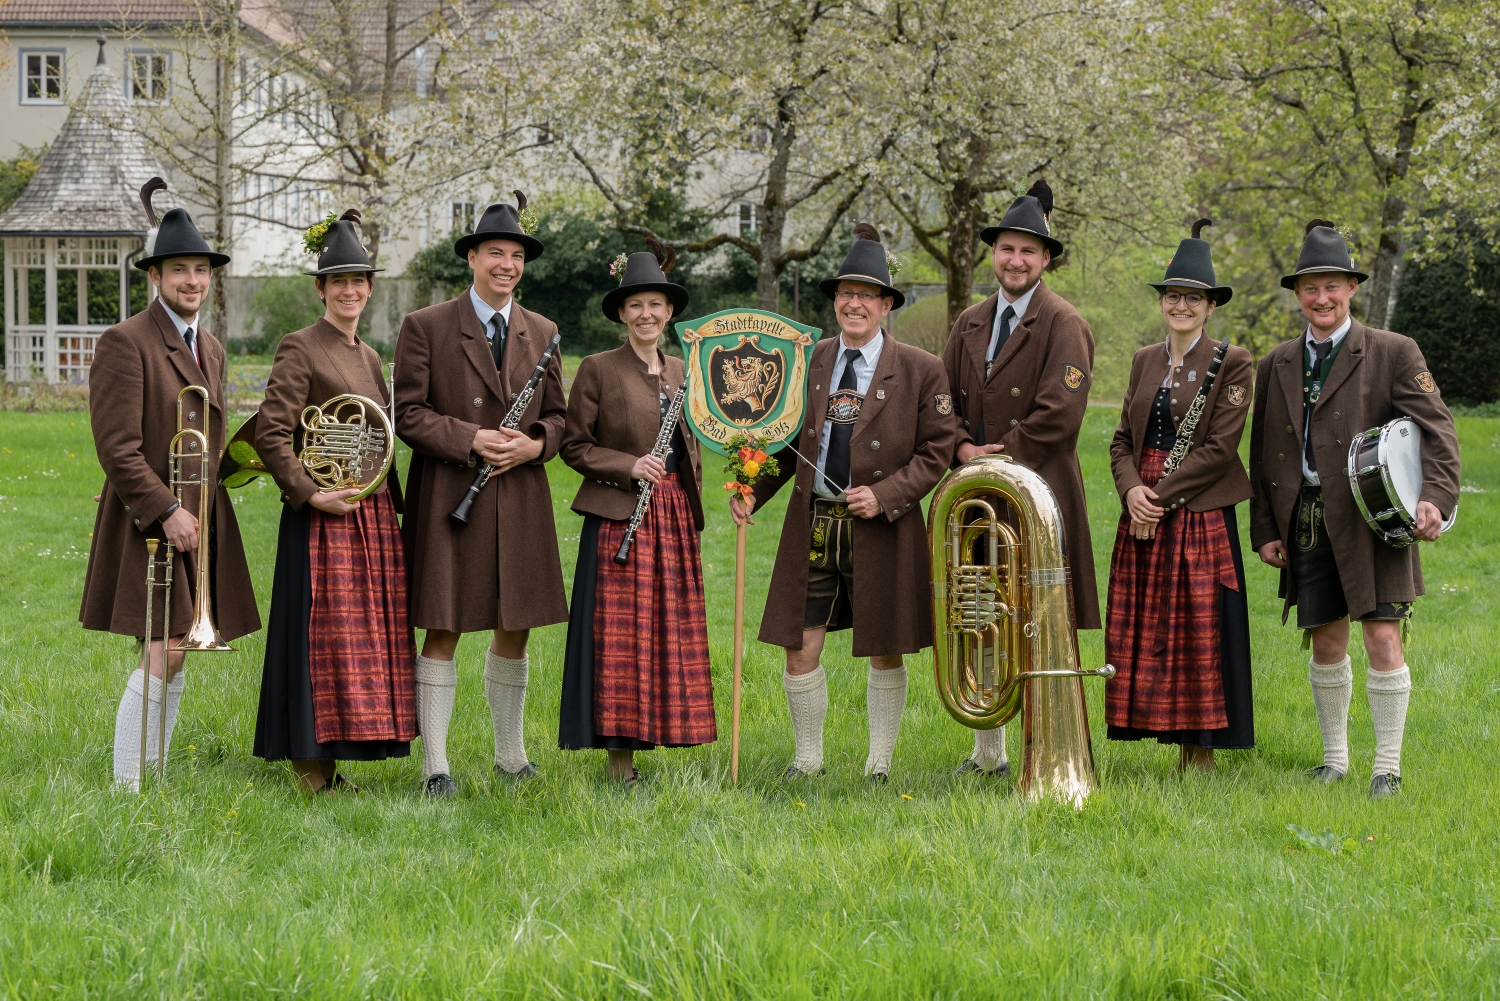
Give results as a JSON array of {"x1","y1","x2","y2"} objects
[
  {"x1": 158, "y1": 284, "x2": 205, "y2": 321},
  {"x1": 999, "y1": 268, "x2": 1041, "y2": 299}
]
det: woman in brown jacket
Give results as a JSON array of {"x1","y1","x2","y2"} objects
[
  {"x1": 558, "y1": 244, "x2": 714, "y2": 785},
  {"x1": 249, "y1": 211, "x2": 415, "y2": 792},
  {"x1": 1106, "y1": 221, "x2": 1255, "y2": 772}
]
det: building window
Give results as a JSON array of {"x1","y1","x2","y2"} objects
[
  {"x1": 129, "y1": 51, "x2": 168, "y2": 102},
  {"x1": 22, "y1": 51, "x2": 64, "y2": 104},
  {"x1": 452, "y1": 201, "x2": 475, "y2": 234},
  {"x1": 738, "y1": 202, "x2": 756, "y2": 236}
]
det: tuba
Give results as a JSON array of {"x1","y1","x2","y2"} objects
[{"x1": 929, "y1": 455, "x2": 1114, "y2": 806}]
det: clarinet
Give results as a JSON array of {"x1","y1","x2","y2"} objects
[
  {"x1": 450, "y1": 331, "x2": 563, "y2": 526},
  {"x1": 1161, "y1": 337, "x2": 1230, "y2": 476},
  {"x1": 614, "y1": 380, "x2": 689, "y2": 565}
]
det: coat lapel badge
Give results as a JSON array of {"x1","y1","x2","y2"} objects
[
  {"x1": 1415, "y1": 370, "x2": 1437, "y2": 394},
  {"x1": 1226, "y1": 385, "x2": 1246, "y2": 406},
  {"x1": 934, "y1": 392, "x2": 953, "y2": 415},
  {"x1": 1062, "y1": 363, "x2": 1086, "y2": 393}
]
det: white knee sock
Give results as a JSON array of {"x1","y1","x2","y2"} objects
[
  {"x1": 163, "y1": 671, "x2": 186, "y2": 760},
  {"x1": 113, "y1": 669, "x2": 163, "y2": 791},
  {"x1": 1367, "y1": 665, "x2": 1412, "y2": 778},
  {"x1": 783, "y1": 666, "x2": 828, "y2": 773},
  {"x1": 1308, "y1": 655, "x2": 1353, "y2": 774},
  {"x1": 865, "y1": 664, "x2": 908, "y2": 776},
  {"x1": 484, "y1": 651, "x2": 531, "y2": 773},
  {"x1": 971, "y1": 726, "x2": 1008, "y2": 770},
  {"x1": 415, "y1": 655, "x2": 457, "y2": 779}
]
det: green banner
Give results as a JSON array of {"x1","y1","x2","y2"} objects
[{"x1": 678, "y1": 309, "x2": 823, "y2": 457}]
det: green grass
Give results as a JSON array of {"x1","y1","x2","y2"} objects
[{"x1": 1, "y1": 409, "x2": 1497, "y2": 998}]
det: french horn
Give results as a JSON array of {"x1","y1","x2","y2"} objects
[{"x1": 220, "y1": 394, "x2": 393, "y2": 500}]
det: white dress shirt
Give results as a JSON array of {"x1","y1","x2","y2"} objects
[
  {"x1": 1301, "y1": 316, "x2": 1352, "y2": 485},
  {"x1": 1159, "y1": 334, "x2": 1202, "y2": 388},
  {"x1": 469, "y1": 285, "x2": 514, "y2": 341},
  {"x1": 986, "y1": 281, "x2": 1040, "y2": 363},
  {"x1": 814, "y1": 330, "x2": 886, "y2": 499},
  {"x1": 163, "y1": 303, "x2": 201, "y2": 365}
]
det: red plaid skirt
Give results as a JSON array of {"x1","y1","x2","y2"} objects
[
  {"x1": 592, "y1": 474, "x2": 716, "y2": 745},
  {"x1": 307, "y1": 490, "x2": 417, "y2": 744},
  {"x1": 1105, "y1": 448, "x2": 1240, "y2": 732}
]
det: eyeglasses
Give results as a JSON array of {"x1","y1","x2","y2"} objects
[
  {"x1": 1161, "y1": 291, "x2": 1207, "y2": 306},
  {"x1": 835, "y1": 290, "x2": 884, "y2": 303}
]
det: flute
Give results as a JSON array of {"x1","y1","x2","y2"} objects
[
  {"x1": 614, "y1": 380, "x2": 689, "y2": 565},
  {"x1": 450, "y1": 331, "x2": 563, "y2": 526}
]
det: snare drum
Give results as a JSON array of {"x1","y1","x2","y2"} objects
[{"x1": 1346, "y1": 417, "x2": 1458, "y2": 548}]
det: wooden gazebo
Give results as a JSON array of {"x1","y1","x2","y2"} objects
[{"x1": 0, "y1": 38, "x2": 171, "y2": 383}]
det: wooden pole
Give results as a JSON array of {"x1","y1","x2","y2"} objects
[{"x1": 731, "y1": 519, "x2": 747, "y2": 784}]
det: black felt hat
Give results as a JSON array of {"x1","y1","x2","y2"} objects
[
  {"x1": 133, "y1": 177, "x2": 230, "y2": 271},
  {"x1": 304, "y1": 209, "x2": 385, "y2": 276},
  {"x1": 1146, "y1": 218, "x2": 1233, "y2": 305},
  {"x1": 602, "y1": 239, "x2": 690, "y2": 321},
  {"x1": 1280, "y1": 219, "x2": 1369, "y2": 290},
  {"x1": 979, "y1": 179, "x2": 1064, "y2": 257},
  {"x1": 454, "y1": 190, "x2": 543, "y2": 261},
  {"x1": 818, "y1": 224, "x2": 905, "y2": 309}
]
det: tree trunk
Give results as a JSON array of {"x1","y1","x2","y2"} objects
[
  {"x1": 755, "y1": 108, "x2": 795, "y2": 312},
  {"x1": 210, "y1": 23, "x2": 236, "y2": 344},
  {"x1": 1365, "y1": 201, "x2": 1403, "y2": 330},
  {"x1": 945, "y1": 181, "x2": 979, "y2": 331}
]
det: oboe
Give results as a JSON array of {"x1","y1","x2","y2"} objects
[
  {"x1": 614, "y1": 380, "x2": 689, "y2": 565},
  {"x1": 1161, "y1": 336, "x2": 1230, "y2": 475},
  {"x1": 450, "y1": 331, "x2": 563, "y2": 526}
]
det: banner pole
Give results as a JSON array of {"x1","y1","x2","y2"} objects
[{"x1": 731, "y1": 519, "x2": 746, "y2": 785}]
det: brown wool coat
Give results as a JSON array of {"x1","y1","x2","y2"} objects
[
  {"x1": 255, "y1": 317, "x2": 404, "y2": 512},
  {"x1": 1249, "y1": 319, "x2": 1461, "y2": 621},
  {"x1": 80, "y1": 298, "x2": 260, "y2": 640},
  {"x1": 394, "y1": 292, "x2": 569, "y2": 633},
  {"x1": 562, "y1": 345, "x2": 704, "y2": 530},
  {"x1": 1111, "y1": 335, "x2": 1253, "y2": 513},
  {"x1": 942, "y1": 280, "x2": 1100, "y2": 628},
  {"x1": 751, "y1": 333, "x2": 958, "y2": 656}
]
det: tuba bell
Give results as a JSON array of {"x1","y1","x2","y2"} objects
[{"x1": 929, "y1": 454, "x2": 1114, "y2": 806}]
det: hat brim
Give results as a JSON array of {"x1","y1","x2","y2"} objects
[
  {"x1": 1146, "y1": 280, "x2": 1233, "y2": 306},
  {"x1": 1279, "y1": 266, "x2": 1370, "y2": 291},
  {"x1": 303, "y1": 264, "x2": 387, "y2": 276},
  {"x1": 818, "y1": 274, "x2": 906, "y2": 310},
  {"x1": 979, "y1": 225, "x2": 1064, "y2": 258},
  {"x1": 454, "y1": 231, "x2": 544, "y2": 262},
  {"x1": 603, "y1": 281, "x2": 691, "y2": 322},
  {"x1": 134, "y1": 250, "x2": 231, "y2": 271}
]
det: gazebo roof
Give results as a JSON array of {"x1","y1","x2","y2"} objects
[{"x1": 0, "y1": 40, "x2": 176, "y2": 239}]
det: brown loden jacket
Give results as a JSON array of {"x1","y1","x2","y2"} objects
[
  {"x1": 561, "y1": 344, "x2": 704, "y2": 530},
  {"x1": 255, "y1": 317, "x2": 403, "y2": 511},
  {"x1": 1110, "y1": 335, "x2": 1253, "y2": 513},
  {"x1": 751, "y1": 332, "x2": 958, "y2": 656},
  {"x1": 394, "y1": 292, "x2": 568, "y2": 633},
  {"x1": 942, "y1": 280, "x2": 1100, "y2": 628},
  {"x1": 1249, "y1": 319, "x2": 1461, "y2": 621},
  {"x1": 80, "y1": 298, "x2": 260, "y2": 640}
]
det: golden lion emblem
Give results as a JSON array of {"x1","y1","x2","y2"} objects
[{"x1": 719, "y1": 355, "x2": 782, "y2": 416}]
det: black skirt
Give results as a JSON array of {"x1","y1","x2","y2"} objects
[
  {"x1": 558, "y1": 514, "x2": 656, "y2": 751},
  {"x1": 252, "y1": 503, "x2": 410, "y2": 763},
  {"x1": 1107, "y1": 504, "x2": 1255, "y2": 749}
]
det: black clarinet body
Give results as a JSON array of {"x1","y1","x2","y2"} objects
[
  {"x1": 450, "y1": 332, "x2": 563, "y2": 526},
  {"x1": 614, "y1": 381, "x2": 689, "y2": 565}
]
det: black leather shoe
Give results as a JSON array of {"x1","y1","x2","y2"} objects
[
  {"x1": 423, "y1": 773, "x2": 458, "y2": 798},
  {"x1": 1305, "y1": 765, "x2": 1345, "y2": 785},
  {"x1": 867, "y1": 771, "x2": 890, "y2": 785},
  {"x1": 495, "y1": 762, "x2": 540, "y2": 780},
  {"x1": 954, "y1": 758, "x2": 1010, "y2": 777},
  {"x1": 324, "y1": 772, "x2": 358, "y2": 793},
  {"x1": 1369, "y1": 773, "x2": 1402, "y2": 799},
  {"x1": 782, "y1": 765, "x2": 825, "y2": 780}
]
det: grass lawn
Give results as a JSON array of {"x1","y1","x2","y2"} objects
[{"x1": 1, "y1": 408, "x2": 1497, "y2": 998}]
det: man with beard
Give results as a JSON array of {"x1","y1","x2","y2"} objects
[{"x1": 939, "y1": 179, "x2": 1098, "y2": 777}]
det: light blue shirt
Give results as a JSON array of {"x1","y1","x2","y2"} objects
[
  {"x1": 468, "y1": 285, "x2": 514, "y2": 340},
  {"x1": 987, "y1": 281, "x2": 1039, "y2": 362},
  {"x1": 814, "y1": 331, "x2": 886, "y2": 499},
  {"x1": 1301, "y1": 316, "x2": 1352, "y2": 484}
]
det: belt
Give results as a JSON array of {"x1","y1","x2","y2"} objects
[{"x1": 812, "y1": 497, "x2": 852, "y2": 519}]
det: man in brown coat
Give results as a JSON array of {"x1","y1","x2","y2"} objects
[
  {"x1": 1250, "y1": 220, "x2": 1460, "y2": 798},
  {"x1": 940, "y1": 180, "x2": 1097, "y2": 776},
  {"x1": 83, "y1": 181, "x2": 259, "y2": 791},
  {"x1": 394, "y1": 194, "x2": 568, "y2": 797},
  {"x1": 732, "y1": 226, "x2": 957, "y2": 782}
]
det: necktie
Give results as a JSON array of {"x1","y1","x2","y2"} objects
[
  {"x1": 986, "y1": 304, "x2": 1016, "y2": 379},
  {"x1": 490, "y1": 312, "x2": 507, "y2": 369},
  {"x1": 183, "y1": 326, "x2": 198, "y2": 367},
  {"x1": 824, "y1": 348, "x2": 862, "y2": 495},
  {"x1": 1304, "y1": 338, "x2": 1333, "y2": 471}
]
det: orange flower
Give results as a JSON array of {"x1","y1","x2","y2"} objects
[
  {"x1": 752, "y1": 450, "x2": 768, "y2": 464},
  {"x1": 738, "y1": 446, "x2": 753, "y2": 462}
]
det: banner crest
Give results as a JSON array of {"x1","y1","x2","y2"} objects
[{"x1": 678, "y1": 309, "x2": 822, "y2": 456}]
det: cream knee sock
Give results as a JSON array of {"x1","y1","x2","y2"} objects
[
  {"x1": 971, "y1": 726, "x2": 1008, "y2": 770},
  {"x1": 783, "y1": 666, "x2": 828, "y2": 773},
  {"x1": 865, "y1": 664, "x2": 908, "y2": 777},
  {"x1": 415, "y1": 655, "x2": 457, "y2": 779},
  {"x1": 113, "y1": 669, "x2": 163, "y2": 791},
  {"x1": 1367, "y1": 665, "x2": 1412, "y2": 778},
  {"x1": 484, "y1": 651, "x2": 531, "y2": 773},
  {"x1": 1309, "y1": 655, "x2": 1353, "y2": 774},
  {"x1": 162, "y1": 671, "x2": 186, "y2": 761}
]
